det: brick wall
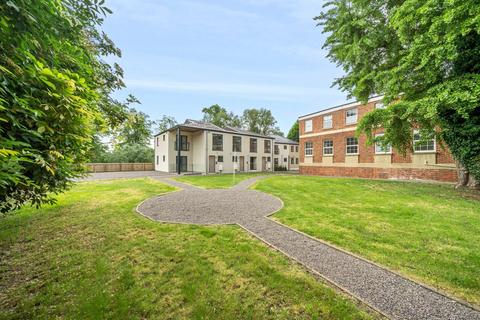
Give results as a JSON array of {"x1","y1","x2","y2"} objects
[
  {"x1": 300, "y1": 166, "x2": 457, "y2": 182},
  {"x1": 298, "y1": 97, "x2": 456, "y2": 183}
]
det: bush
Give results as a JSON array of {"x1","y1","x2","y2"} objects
[{"x1": 91, "y1": 143, "x2": 154, "y2": 163}]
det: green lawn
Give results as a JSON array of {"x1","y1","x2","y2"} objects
[
  {"x1": 176, "y1": 173, "x2": 267, "y2": 189},
  {"x1": 252, "y1": 176, "x2": 480, "y2": 306},
  {"x1": 178, "y1": 174, "x2": 480, "y2": 305},
  {"x1": 0, "y1": 178, "x2": 373, "y2": 320}
]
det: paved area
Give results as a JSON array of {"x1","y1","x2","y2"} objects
[{"x1": 104, "y1": 174, "x2": 478, "y2": 319}]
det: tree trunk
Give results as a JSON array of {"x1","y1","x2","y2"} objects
[
  {"x1": 467, "y1": 174, "x2": 480, "y2": 190},
  {"x1": 455, "y1": 161, "x2": 469, "y2": 189}
]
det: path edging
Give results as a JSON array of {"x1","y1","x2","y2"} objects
[
  {"x1": 137, "y1": 175, "x2": 480, "y2": 317},
  {"x1": 237, "y1": 223, "x2": 389, "y2": 319},
  {"x1": 250, "y1": 181, "x2": 480, "y2": 313}
]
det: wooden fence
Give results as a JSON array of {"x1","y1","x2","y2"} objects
[{"x1": 86, "y1": 163, "x2": 154, "y2": 173}]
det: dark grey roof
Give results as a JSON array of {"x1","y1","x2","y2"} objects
[
  {"x1": 223, "y1": 126, "x2": 271, "y2": 138},
  {"x1": 154, "y1": 120, "x2": 273, "y2": 139},
  {"x1": 183, "y1": 119, "x2": 225, "y2": 131},
  {"x1": 270, "y1": 135, "x2": 299, "y2": 145}
]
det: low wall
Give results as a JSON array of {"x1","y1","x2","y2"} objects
[
  {"x1": 299, "y1": 165, "x2": 457, "y2": 183},
  {"x1": 86, "y1": 163, "x2": 154, "y2": 173}
]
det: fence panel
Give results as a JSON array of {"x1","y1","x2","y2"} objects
[{"x1": 86, "y1": 163, "x2": 154, "y2": 173}]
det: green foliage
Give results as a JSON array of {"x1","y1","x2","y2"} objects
[
  {"x1": 201, "y1": 104, "x2": 283, "y2": 135},
  {"x1": 202, "y1": 104, "x2": 242, "y2": 128},
  {"x1": 112, "y1": 108, "x2": 152, "y2": 146},
  {"x1": 287, "y1": 121, "x2": 299, "y2": 142},
  {"x1": 0, "y1": 0, "x2": 132, "y2": 212},
  {"x1": 90, "y1": 143, "x2": 154, "y2": 163},
  {"x1": 242, "y1": 108, "x2": 283, "y2": 136},
  {"x1": 155, "y1": 115, "x2": 177, "y2": 133},
  {"x1": 318, "y1": 0, "x2": 480, "y2": 181}
]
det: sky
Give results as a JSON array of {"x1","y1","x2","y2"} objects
[{"x1": 102, "y1": 0, "x2": 350, "y2": 135}]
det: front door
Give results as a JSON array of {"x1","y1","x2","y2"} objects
[
  {"x1": 208, "y1": 155, "x2": 216, "y2": 173},
  {"x1": 239, "y1": 156, "x2": 245, "y2": 172},
  {"x1": 250, "y1": 157, "x2": 257, "y2": 171},
  {"x1": 262, "y1": 157, "x2": 267, "y2": 171},
  {"x1": 176, "y1": 156, "x2": 187, "y2": 172}
]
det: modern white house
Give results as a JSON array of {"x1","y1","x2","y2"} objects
[
  {"x1": 154, "y1": 120, "x2": 276, "y2": 174},
  {"x1": 272, "y1": 135, "x2": 300, "y2": 171}
]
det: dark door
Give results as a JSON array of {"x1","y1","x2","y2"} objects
[
  {"x1": 239, "y1": 156, "x2": 245, "y2": 172},
  {"x1": 176, "y1": 156, "x2": 187, "y2": 172},
  {"x1": 208, "y1": 156, "x2": 216, "y2": 173},
  {"x1": 250, "y1": 157, "x2": 257, "y2": 170}
]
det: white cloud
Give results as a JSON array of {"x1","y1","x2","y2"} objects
[{"x1": 126, "y1": 78, "x2": 329, "y2": 101}]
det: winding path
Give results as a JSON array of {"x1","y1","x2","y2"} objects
[{"x1": 136, "y1": 176, "x2": 480, "y2": 320}]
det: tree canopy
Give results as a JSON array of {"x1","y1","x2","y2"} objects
[
  {"x1": 317, "y1": 0, "x2": 480, "y2": 187},
  {"x1": 155, "y1": 115, "x2": 178, "y2": 133},
  {"x1": 242, "y1": 108, "x2": 283, "y2": 136},
  {"x1": 201, "y1": 104, "x2": 283, "y2": 136},
  {"x1": 112, "y1": 108, "x2": 152, "y2": 147},
  {"x1": 202, "y1": 104, "x2": 242, "y2": 128},
  {"x1": 90, "y1": 143, "x2": 154, "y2": 164},
  {"x1": 0, "y1": 0, "x2": 133, "y2": 213},
  {"x1": 287, "y1": 121, "x2": 299, "y2": 142}
]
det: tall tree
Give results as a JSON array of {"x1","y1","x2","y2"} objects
[
  {"x1": 202, "y1": 104, "x2": 243, "y2": 128},
  {"x1": 318, "y1": 0, "x2": 480, "y2": 188},
  {"x1": 242, "y1": 108, "x2": 282, "y2": 136},
  {"x1": 155, "y1": 115, "x2": 177, "y2": 133},
  {"x1": 0, "y1": 0, "x2": 133, "y2": 213},
  {"x1": 287, "y1": 121, "x2": 299, "y2": 142},
  {"x1": 112, "y1": 108, "x2": 152, "y2": 147},
  {"x1": 202, "y1": 104, "x2": 229, "y2": 127}
]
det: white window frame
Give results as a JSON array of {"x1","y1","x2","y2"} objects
[
  {"x1": 305, "y1": 141, "x2": 313, "y2": 156},
  {"x1": 323, "y1": 139, "x2": 333, "y2": 155},
  {"x1": 375, "y1": 133, "x2": 392, "y2": 154},
  {"x1": 305, "y1": 119, "x2": 313, "y2": 132},
  {"x1": 345, "y1": 108, "x2": 358, "y2": 125},
  {"x1": 323, "y1": 114, "x2": 333, "y2": 129},
  {"x1": 413, "y1": 130, "x2": 436, "y2": 153},
  {"x1": 346, "y1": 137, "x2": 359, "y2": 155}
]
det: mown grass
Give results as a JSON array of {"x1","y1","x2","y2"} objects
[
  {"x1": 0, "y1": 178, "x2": 373, "y2": 320},
  {"x1": 252, "y1": 176, "x2": 480, "y2": 306},
  {"x1": 176, "y1": 173, "x2": 267, "y2": 189}
]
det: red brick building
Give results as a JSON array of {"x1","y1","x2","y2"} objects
[{"x1": 298, "y1": 96, "x2": 458, "y2": 182}]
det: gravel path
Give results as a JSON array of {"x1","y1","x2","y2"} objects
[{"x1": 137, "y1": 176, "x2": 480, "y2": 320}]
